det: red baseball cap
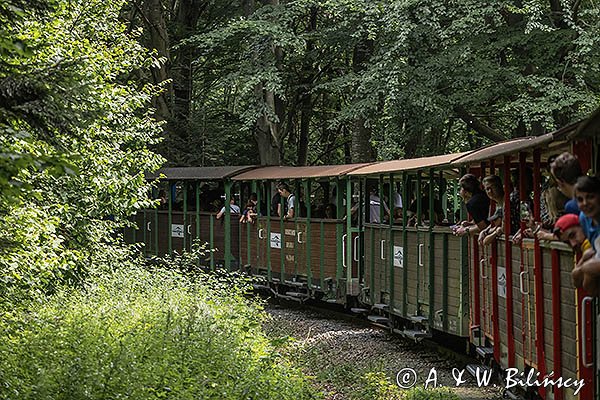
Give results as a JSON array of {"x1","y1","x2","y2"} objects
[{"x1": 553, "y1": 214, "x2": 580, "y2": 234}]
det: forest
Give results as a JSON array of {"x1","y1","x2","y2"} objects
[
  {"x1": 129, "y1": 0, "x2": 600, "y2": 166},
  {"x1": 0, "y1": 0, "x2": 598, "y2": 399}
]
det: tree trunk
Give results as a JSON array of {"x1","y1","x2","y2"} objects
[
  {"x1": 249, "y1": 0, "x2": 284, "y2": 165},
  {"x1": 296, "y1": 6, "x2": 317, "y2": 166},
  {"x1": 139, "y1": 0, "x2": 171, "y2": 121},
  {"x1": 350, "y1": 38, "x2": 375, "y2": 163},
  {"x1": 170, "y1": 0, "x2": 205, "y2": 123}
]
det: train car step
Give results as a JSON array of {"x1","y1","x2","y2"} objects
[
  {"x1": 401, "y1": 329, "x2": 431, "y2": 340},
  {"x1": 285, "y1": 291, "x2": 309, "y2": 298},
  {"x1": 466, "y1": 364, "x2": 493, "y2": 380},
  {"x1": 284, "y1": 280, "x2": 306, "y2": 288},
  {"x1": 371, "y1": 303, "x2": 388, "y2": 311},
  {"x1": 409, "y1": 315, "x2": 428, "y2": 324},
  {"x1": 475, "y1": 346, "x2": 494, "y2": 358},
  {"x1": 367, "y1": 315, "x2": 389, "y2": 324}
]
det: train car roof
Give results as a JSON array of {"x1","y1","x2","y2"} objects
[
  {"x1": 451, "y1": 134, "x2": 554, "y2": 164},
  {"x1": 146, "y1": 166, "x2": 256, "y2": 181},
  {"x1": 232, "y1": 164, "x2": 372, "y2": 180},
  {"x1": 570, "y1": 109, "x2": 600, "y2": 140},
  {"x1": 347, "y1": 153, "x2": 470, "y2": 176}
]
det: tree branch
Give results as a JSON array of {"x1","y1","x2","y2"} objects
[{"x1": 453, "y1": 106, "x2": 507, "y2": 142}]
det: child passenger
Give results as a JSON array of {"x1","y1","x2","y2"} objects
[
  {"x1": 240, "y1": 193, "x2": 258, "y2": 224},
  {"x1": 571, "y1": 175, "x2": 600, "y2": 296}
]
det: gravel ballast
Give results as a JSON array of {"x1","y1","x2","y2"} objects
[{"x1": 265, "y1": 304, "x2": 504, "y2": 400}]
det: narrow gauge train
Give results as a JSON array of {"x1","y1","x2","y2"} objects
[{"x1": 125, "y1": 112, "x2": 599, "y2": 400}]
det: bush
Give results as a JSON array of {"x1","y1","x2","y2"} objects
[{"x1": 0, "y1": 267, "x2": 316, "y2": 400}]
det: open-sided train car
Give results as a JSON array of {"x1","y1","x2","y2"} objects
[
  {"x1": 125, "y1": 166, "x2": 254, "y2": 269},
  {"x1": 450, "y1": 128, "x2": 589, "y2": 400},
  {"x1": 347, "y1": 153, "x2": 472, "y2": 340},
  {"x1": 231, "y1": 164, "x2": 369, "y2": 302}
]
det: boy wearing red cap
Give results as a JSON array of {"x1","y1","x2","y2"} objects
[
  {"x1": 553, "y1": 214, "x2": 591, "y2": 254},
  {"x1": 553, "y1": 214, "x2": 598, "y2": 294}
]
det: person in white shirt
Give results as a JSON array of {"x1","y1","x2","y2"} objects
[
  {"x1": 369, "y1": 187, "x2": 390, "y2": 223},
  {"x1": 277, "y1": 182, "x2": 295, "y2": 220},
  {"x1": 216, "y1": 198, "x2": 241, "y2": 219}
]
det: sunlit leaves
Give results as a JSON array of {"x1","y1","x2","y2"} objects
[{"x1": 0, "y1": 0, "x2": 163, "y2": 301}]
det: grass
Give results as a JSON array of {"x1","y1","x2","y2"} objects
[{"x1": 0, "y1": 267, "x2": 317, "y2": 400}]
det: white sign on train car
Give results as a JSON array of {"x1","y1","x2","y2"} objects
[{"x1": 270, "y1": 232, "x2": 281, "y2": 249}]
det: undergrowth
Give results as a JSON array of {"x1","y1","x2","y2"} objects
[{"x1": 0, "y1": 266, "x2": 316, "y2": 400}]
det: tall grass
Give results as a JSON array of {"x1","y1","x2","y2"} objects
[{"x1": 0, "y1": 267, "x2": 316, "y2": 400}]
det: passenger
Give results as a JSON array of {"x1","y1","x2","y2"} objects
[
  {"x1": 540, "y1": 155, "x2": 568, "y2": 228},
  {"x1": 393, "y1": 206, "x2": 403, "y2": 224},
  {"x1": 535, "y1": 184, "x2": 569, "y2": 241},
  {"x1": 368, "y1": 186, "x2": 390, "y2": 224},
  {"x1": 240, "y1": 193, "x2": 258, "y2": 224},
  {"x1": 271, "y1": 189, "x2": 283, "y2": 217},
  {"x1": 509, "y1": 167, "x2": 534, "y2": 241},
  {"x1": 324, "y1": 203, "x2": 337, "y2": 219},
  {"x1": 277, "y1": 182, "x2": 296, "y2": 220},
  {"x1": 383, "y1": 183, "x2": 403, "y2": 212},
  {"x1": 551, "y1": 152, "x2": 583, "y2": 215},
  {"x1": 406, "y1": 185, "x2": 444, "y2": 226},
  {"x1": 571, "y1": 176, "x2": 600, "y2": 295},
  {"x1": 216, "y1": 197, "x2": 241, "y2": 219},
  {"x1": 453, "y1": 174, "x2": 490, "y2": 237},
  {"x1": 482, "y1": 208, "x2": 504, "y2": 246},
  {"x1": 575, "y1": 175, "x2": 600, "y2": 255},
  {"x1": 157, "y1": 189, "x2": 168, "y2": 210},
  {"x1": 553, "y1": 214, "x2": 591, "y2": 254},
  {"x1": 478, "y1": 175, "x2": 505, "y2": 246}
]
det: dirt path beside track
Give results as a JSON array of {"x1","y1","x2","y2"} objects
[{"x1": 264, "y1": 305, "x2": 503, "y2": 400}]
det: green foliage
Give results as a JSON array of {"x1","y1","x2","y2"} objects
[
  {"x1": 0, "y1": 267, "x2": 316, "y2": 400},
  {"x1": 164, "y1": 0, "x2": 600, "y2": 164},
  {"x1": 357, "y1": 372, "x2": 460, "y2": 400},
  {"x1": 0, "y1": 0, "x2": 164, "y2": 302}
]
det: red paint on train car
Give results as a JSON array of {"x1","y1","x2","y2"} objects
[
  {"x1": 503, "y1": 155, "x2": 516, "y2": 367},
  {"x1": 469, "y1": 166, "x2": 482, "y2": 336},
  {"x1": 480, "y1": 162, "x2": 488, "y2": 340},
  {"x1": 532, "y1": 150, "x2": 547, "y2": 399},
  {"x1": 489, "y1": 161, "x2": 501, "y2": 363},
  {"x1": 518, "y1": 153, "x2": 529, "y2": 364},
  {"x1": 572, "y1": 138, "x2": 594, "y2": 400},
  {"x1": 550, "y1": 248, "x2": 563, "y2": 400}
]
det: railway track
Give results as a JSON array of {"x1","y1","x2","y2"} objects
[{"x1": 264, "y1": 298, "x2": 505, "y2": 400}]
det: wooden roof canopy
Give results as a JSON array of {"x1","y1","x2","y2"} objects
[
  {"x1": 231, "y1": 164, "x2": 372, "y2": 180},
  {"x1": 146, "y1": 166, "x2": 256, "y2": 181},
  {"x1": 348, "y1": 153, "x2": 470, "y2": 176}
]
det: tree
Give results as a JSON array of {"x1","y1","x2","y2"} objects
[
  {"x1": 0, "y1": 0, "x2": 163, "y2": 300},
  {"x1": 133, "y1": 0, "x2": 600, "y2": 166}
]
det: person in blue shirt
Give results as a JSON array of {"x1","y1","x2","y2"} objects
[
  {"x1": 550, "y1": 152, "x2": 583, "y2": 215},
  {"x1": 571, "y1": 175, "x2": 600, "y2": 295},
  {"x1": 575, "y1": 176, "x2": 600, "y2": 254}
]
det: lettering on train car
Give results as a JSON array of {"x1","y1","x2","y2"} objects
[
  {"x1": 284, "y1": 229, "x2": 295, "y2": 236},
  {"x1": 270, "y1": 233, "x2": 281, "y2": 249},
  {"x1": 393, "y1": 246, "x2": 403, "y2": 267},
  {"x1": 497, "y1": 267, "x2": 507, "y2": 298},
  {"x1": 171, "y1": 224, "x2": 184, "y2": 238}
]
